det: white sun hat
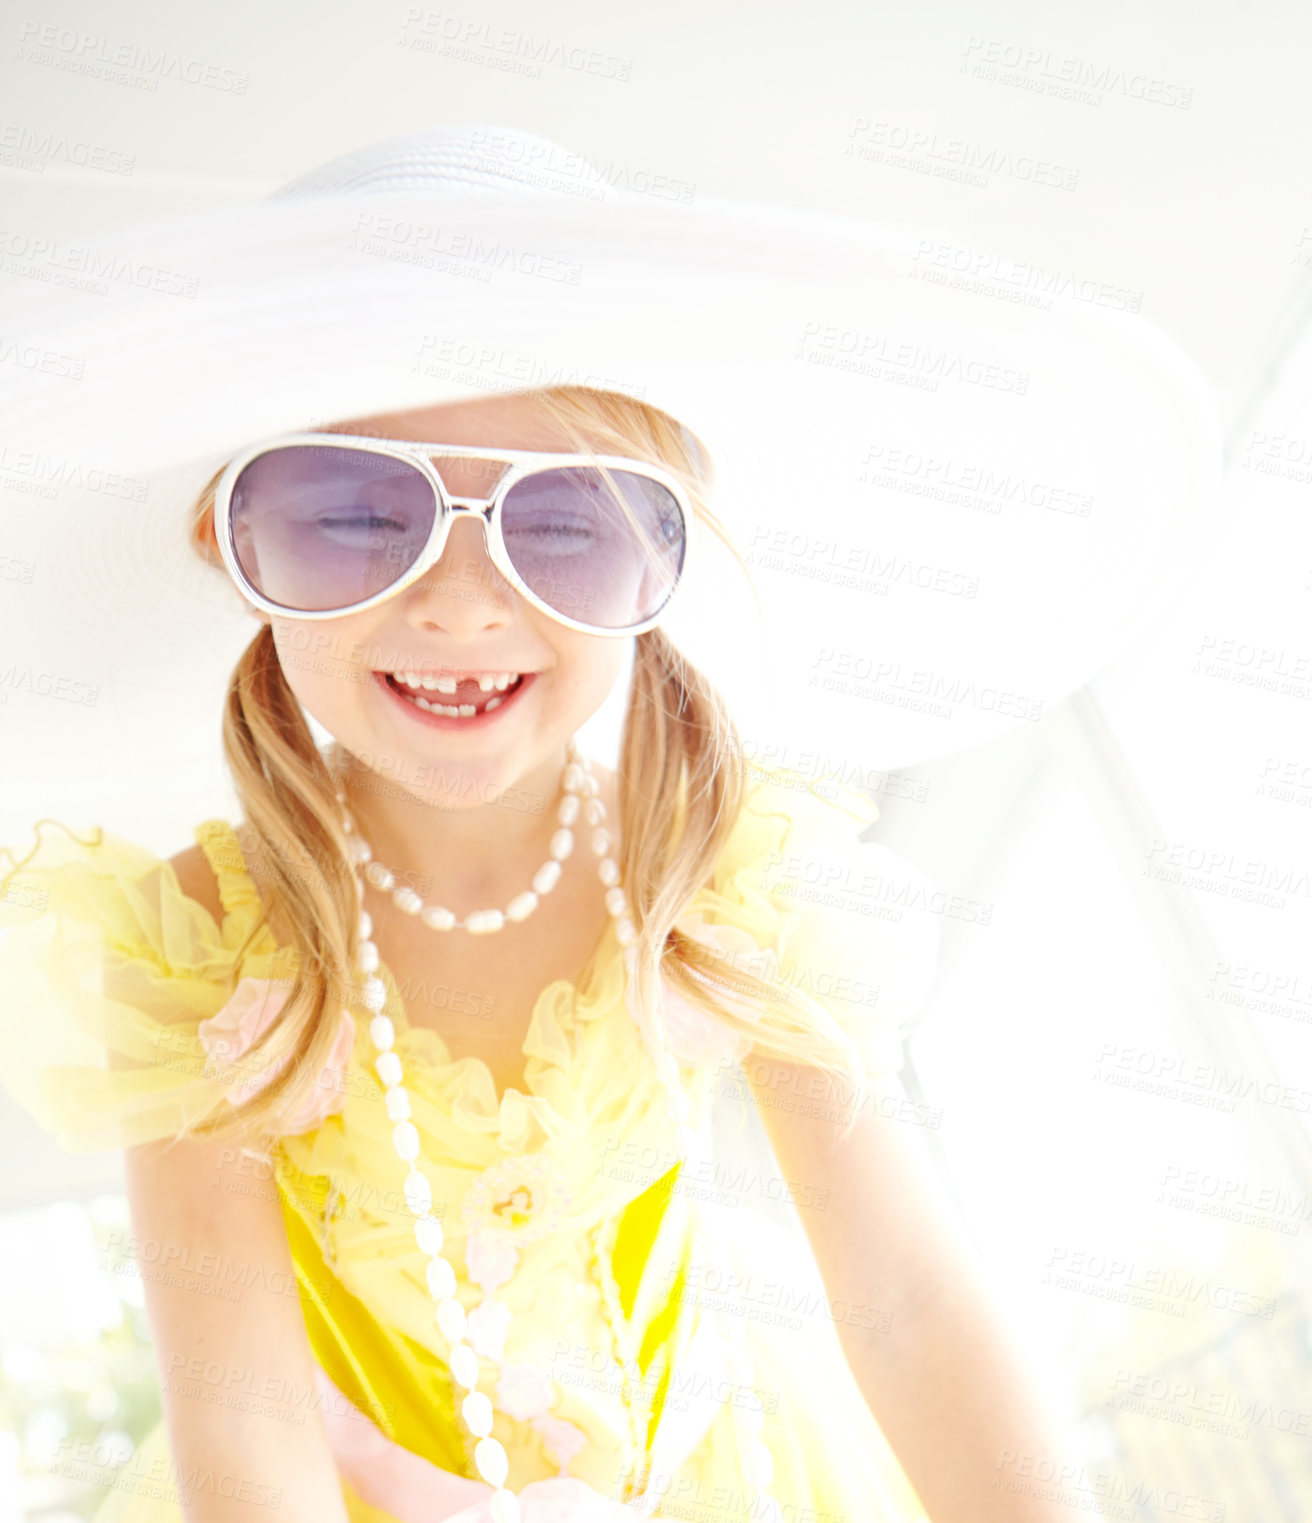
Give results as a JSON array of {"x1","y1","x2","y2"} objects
[{"x1": 0, "y1": 122, "x2": 1221, "y2": 841}]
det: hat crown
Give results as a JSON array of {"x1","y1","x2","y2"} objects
[{"x1": 267, "y1": 122, "x2": 620, "y2": 203}]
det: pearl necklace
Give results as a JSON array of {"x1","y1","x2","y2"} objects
[
  {"x1": 331, "y1": 743, "x2": 780, "y2": 1518},
  {"x1": 339, "y1": 738, "x2": 636, "y2": 941}
]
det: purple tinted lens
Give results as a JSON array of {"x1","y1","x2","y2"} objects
[
  {"x1": 500, "y1": 466, "x2": 686, "y2": 629},
  {"x1": 229, "y1": 445, "x2": 436, "y2": 612}
]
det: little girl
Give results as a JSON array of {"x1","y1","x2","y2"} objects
[{"x1": 0, "y1": 128, "x2": 1124, "y2": 1523}]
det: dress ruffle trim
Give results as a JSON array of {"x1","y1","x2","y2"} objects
[
  {"x1": 650, "y1": 762, "x2": 941, "y2": 1084},
  {"x1": 0, "y1": 819, "x2": 295, "y2": 1152},
  {"x1": 0, "y1": 772, "x2": 938, "y2": 1157}
]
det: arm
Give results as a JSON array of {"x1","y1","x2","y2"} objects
[
  {"x1": 110, "y1": 846, "x2": 356, "y2": 1523},
  {"x1": 745, "y1": 1056, "x2": 1100, "y2": 1523},
  {"x1": 123, "y1": 1127, "x2": 354, "y2": 1523}
]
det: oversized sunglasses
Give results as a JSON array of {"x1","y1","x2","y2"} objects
[{"x1": 213, "y1": 432, "x2": 693, "y2": 636}]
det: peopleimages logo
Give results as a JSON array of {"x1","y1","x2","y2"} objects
[
  {"x1": 0, "y1": 442, "x2": 150, "y2": 498},
  {"x1": 960, "y1": 36, "x2": 1193, "y2": 110},
  {"x1": 15, "y1": 22, "x2": 249, "y2": 93},
  {"x1": 0, "y1": 665, "x2": 99, "y2": 705},
  {"x1": 0, "y1": 231, "x2": 199, "y2": 299},
  {"x1": 909, "y1": 239, "x2": 1143, "y2": 314},
  {"x1": 0, "y1": 121, "x2": 135, "y2": 175},
  {"x1": 859, "y1": 443, "x2": 1095, "y2": 518},
  {"x1": 844, "y1": 116, "x2": 1080, "y2": 192},
  {"x1": 397, "y1": 11, "x2": 634, "y2": 82}
]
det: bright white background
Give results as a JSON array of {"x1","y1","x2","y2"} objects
[{"x1": 2, "y1": 3, "x2": 1311, "y2": 1518}]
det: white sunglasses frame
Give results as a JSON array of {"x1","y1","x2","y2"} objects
[{"x1": 212, "y1": 431, "x2": 694, "y2": 637}]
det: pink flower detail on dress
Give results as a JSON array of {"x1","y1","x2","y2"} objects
[
  {"x1": 464, "y1": 1230, "x2": 519, "y2": 1295},
  {"x1": 465, "y1": 1297, "x2": 512, "y2": 1359},
  {"x1": 495, "y1": 1361, "x2": 553, "y2": 1421},
  {"x1": 461, "y1": 1153, "x2": 573, "y2": 1247},
  {"x1": 197, "y1": 975, "x2": 355, "y2": 1134},
  {"x1": 199, "y1": 977, "x2": 294, "y2": 1073}
]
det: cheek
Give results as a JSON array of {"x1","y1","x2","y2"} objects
[
  {"x1": 564, "y1": 638, "x2": 629, "y2": 704},
  {"x1": 270, "y1": 621, "x2": 367, "y2": 715},
  {"x1": 570, "y1": 644, "x2": 634, "y2": 736}
]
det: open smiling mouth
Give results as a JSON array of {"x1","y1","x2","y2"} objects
[{"x1": 374, "y1": 668, "x2": 535, "y2": 727}]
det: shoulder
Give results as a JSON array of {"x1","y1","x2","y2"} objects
[
  {"x1": 166, "y1": 842, "x2": 226, "y2": 926},
  {"x1": 169, "y1": 821, "x2": 297, "y2": 947},
  {"x1": 0, "y1": 821, "x2": 216, "y2": 948}
]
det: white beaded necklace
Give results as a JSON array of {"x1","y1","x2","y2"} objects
[
  {"x1": 331, "y1": 741, "x2": 780, "y2": 1519},
  {"x1": 342, "y1": 738, "x2": 635, "y2": 942}
]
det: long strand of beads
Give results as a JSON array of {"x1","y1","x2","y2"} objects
[{"x1": 333, "y1": 747, "x2": 635, "y2": 1516}]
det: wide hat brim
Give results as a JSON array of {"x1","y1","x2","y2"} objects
[{"x1": 0, "y1": 176, "x2": 1221, "y2": 842}]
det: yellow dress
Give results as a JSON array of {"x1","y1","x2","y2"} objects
[{"x1": 0, "y1": 763, "x2": 937, "y2": 1522}]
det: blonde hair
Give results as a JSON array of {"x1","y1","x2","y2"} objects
[{"x1": 185, "y1": 385, "x2": 865, "y2": 1147}]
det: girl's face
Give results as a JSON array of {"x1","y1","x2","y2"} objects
[{"x1": 241, "y1": 392, "x2": 632, "y2": 811}]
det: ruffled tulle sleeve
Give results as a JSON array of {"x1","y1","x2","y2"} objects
[
  {"x1": 677, "y1": 765, "x2": 941, "y2": 1082},
  {"x1": 0, "y1": 817, "x2": 299, "y2": 1152}
]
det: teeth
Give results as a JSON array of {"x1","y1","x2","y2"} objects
[
  {"x1": 411, "y1": 697, "x2": 479, "y2": 718},
  {"x1": 386, "y1": 670, "x2": 525, "y2": 720},
  {"x1": 391, "y1": 669, "x2": 520, "y2": 695}
]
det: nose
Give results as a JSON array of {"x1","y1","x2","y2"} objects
[{"x1": 401, "y1": 513, "x2": 517, "y2": 634}]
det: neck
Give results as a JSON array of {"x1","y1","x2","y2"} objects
[{"x1": 333, "y1": 743, "x2": 591, "y2": 906}]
